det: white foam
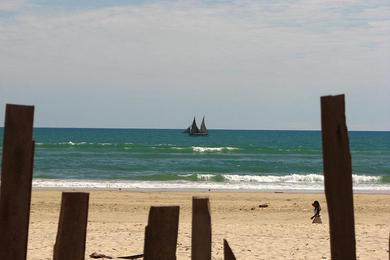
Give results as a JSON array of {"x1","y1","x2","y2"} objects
[
  {"x1": 171, "y1": 147, "x2": 185, "y2": 150},
  {"x1": 226, "y1": 147, "x2": 239, "y2": 151},
  {"x1": 192, "y1": 146, "x2": 239, "y2": 152},
  {"x1": 352, "y1": 175, "x2": 381, "y2": 184},
  {"x1": 59, "y1": 141, "x2": 87, "y2": 146},
  {"x1": 192, "y1": 147, "x2": 223, "y2": 152},
  {"x1": 222, "y1": 174, "x2": 381, "y2": 184},
  {"x1": 197, "y1": 174, "x2": 216, "y2": 181},
  {"x1": 31, "y1": 178, "x2": 390, "y2": 192},
  {"x1": 223, "y1": 174, "x2": 323, "y2": 183},
  {"x1": 43, "y1": 141, "x2": 116, "y2": 146}
]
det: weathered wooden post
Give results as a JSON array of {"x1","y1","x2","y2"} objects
[
  {"x1": 321, "y1": 94, "x2": 356, "y2": 259},
  {"x1": 0, "y1": 104, "x2": 35, "y2": 260},
  {"x1": 144, "y1": 206, "x2": 180, "y2": 260},
  {"x1": 192, "y1": 197, "x2": 211, "y2": 260},
  {"x1": 53, "y1": 192, "x2": 90, "y2": 260},
  {"x1": 223, "y1": 239, "x2": 236, "y2": 260}
]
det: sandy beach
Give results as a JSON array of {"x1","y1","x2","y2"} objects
[{"x1": 26, "y1": 190, "x2": 389, "y2": 260}]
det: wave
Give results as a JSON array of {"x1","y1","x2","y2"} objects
[
  {"x1": 36, "y1": 141, "x2": 113, "y2": 147},
  {"x1": 31, "y1": 176, "x2": 390, "y2": 192},
  {"x1": 192, "y1": 146, "x2": 239, "y2": 153},
  {"x1": 33, "y1": 142, "x2": 325, "y2": 156},
  {"x1": 191, "y1": 173, "x2": 381, "y2": 184},
  {"x1": 35, "y1": 142, "x2": 240, "y2": 152},
  {"x1": 33, "y1": 169, "x2": 385, "y2": 185}
]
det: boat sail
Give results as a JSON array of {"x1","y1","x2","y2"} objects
[
  {"x1": 199, "y1": 117, "x2": 208, "y2": 134},
  {"x1": 184, "y1": 116, "x2": 208, "y2": 136}
]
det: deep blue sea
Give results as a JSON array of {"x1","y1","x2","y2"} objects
[{"x1": 1, "y1": 128, "x2": 389, "y2": 191}]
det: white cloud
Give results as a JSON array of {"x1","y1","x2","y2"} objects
[
  {"x1": 0, "y1": 0, "x2": 25, "y2": 11},
  {"x1": 0, "y1": 1, "x2": 389, "y2": 129}
]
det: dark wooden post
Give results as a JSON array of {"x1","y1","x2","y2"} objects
[
  {"x1": 192, "y1": 197, "x2": 211, "y2": 260},
  {"x1": 144, "y1": 206, "x2": 180, "y2": 260},
  {"x1": 223, "y1": 239, "x2": 236, "y2": 260},
  {"x1": 321, "y1": 94, "x2": 356, "y2": 259},
  {"x1": 0, "y1": 104, "x2": 34, "y2": 260},
  {"x1": 53, "y1": 192, "x2": 90, "y2": 260}
]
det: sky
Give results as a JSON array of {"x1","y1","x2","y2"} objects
[{"x1": 0, "y1": 0, "x2": 389, "y2": 130}]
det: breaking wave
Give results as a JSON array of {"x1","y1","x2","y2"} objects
[
  {"x1": 192, "y1": 146, "x2": 239, "y2": 153},
  {"x1": 32, "y1": 174, "x2": 389, "y2": 192}
]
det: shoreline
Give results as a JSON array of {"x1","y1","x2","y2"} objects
[
  {"x1": 30, "y1": 178, "x2": 390, "y2": 194},
  {"x1": 31, "y1": 186, "x2": 390, "y2": 194}
]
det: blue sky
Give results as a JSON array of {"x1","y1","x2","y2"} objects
[{"x1": 0, "y1": 0, "x2": 389, "y2": 130}]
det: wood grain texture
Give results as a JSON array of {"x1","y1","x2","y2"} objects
[
  {"x1": 0, "y1": 104, "x2": 34, "y2": 260},
  {"x1": 321, "y1": 95, "x2": 356, "y2": 260},
  {"x1": 53, "y1": 192, "x2": 90, "y2": 260},
  {"x1": 192, "y1": 197, "x2": 211, "y2": 260},
  {"x1": 144, "y1": 206, "x2": 180, "y2": 260}
]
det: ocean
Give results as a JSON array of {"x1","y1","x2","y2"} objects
[{"x1": 0, "y1": 128, "x2": 389, "y2": 192}]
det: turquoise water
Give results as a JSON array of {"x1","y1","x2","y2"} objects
[{"x1": 0, "y1": 128, "x2": 389, "y2": 191}]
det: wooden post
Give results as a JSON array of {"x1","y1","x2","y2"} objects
[
  {"x1": 321, "y1": 94, "x2": 356, "y2": 259},
  {"x1": 53, "y1": 192, "x2": 90, "y2": 260},
  {"x1": 192, "y1": 197, "x2": 211, "y2": 260},
  {"x1": 144, "y1": 206, "x2": 180, "y2": 260},
  {"x1": 0, "y1": 104, "x2": 34, "y2": 260},
  {"x1": 223, "y1": 239, "x2": 236, "y2": 260}
]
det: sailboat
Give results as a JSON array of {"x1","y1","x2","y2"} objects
[{"x1": 184, "y1": 117, "x2": 208, "y2": 136}]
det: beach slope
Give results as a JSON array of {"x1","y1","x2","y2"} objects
[{"x1": 27, "y1": 191, "x2": 389, "y2": 259}]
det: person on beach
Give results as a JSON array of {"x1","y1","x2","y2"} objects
[{"x1": 311, "y1": 200, "x2": 322, "y2": 224}]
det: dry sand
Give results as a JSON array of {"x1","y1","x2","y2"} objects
[{"x1": 27, "y1": 190, "x2": 389, "y2": 259}]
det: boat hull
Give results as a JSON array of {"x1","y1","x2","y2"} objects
[{"x1": 189, "y1": 132, "x2": 208, "y2": 136}]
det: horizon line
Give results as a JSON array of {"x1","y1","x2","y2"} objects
[{"x1": 0, "y1": 126, "x2": 388, "y2": 132}]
